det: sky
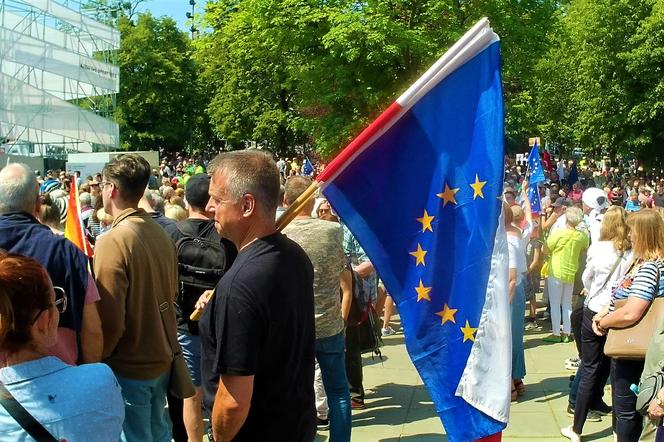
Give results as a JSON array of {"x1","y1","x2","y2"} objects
[{"x1": 134, "y1": 0, "x2": 208, "y2": 32}]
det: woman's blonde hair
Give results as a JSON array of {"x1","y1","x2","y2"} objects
[
  {"x1": 599, "y1": 206, "x2": 630, "y2": 253},
  {"x1": 627, "y1": 209, "x2": 664, "y2": 260},
  {"x1": 165, "y1": 204, "x2": 188, "y2": 221}
]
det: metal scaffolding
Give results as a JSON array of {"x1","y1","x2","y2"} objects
[{"x1": 0, "y1": 0, "x2": 120, "y2": 158}]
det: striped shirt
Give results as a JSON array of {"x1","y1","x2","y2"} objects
[{"x1": 611, "y1": 260, "x2": 664, "y2": 308}]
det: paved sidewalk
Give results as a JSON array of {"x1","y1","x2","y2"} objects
[{"x1": 316, "y1": 316, "x2": 615, "y2": 441}]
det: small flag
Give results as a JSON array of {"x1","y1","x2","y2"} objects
[
  {"x1": 527, "y1": 142, "x2": 545, "y2": 184},
  {"x1": 64, "y1": 179, "x2": 93, "y2": 257},
  {"x1": 319, "y1": 19, "x2": 509, "y2": 442},
  {"x1": 303, "y1": 157, "x2": 314, "y2": 176},
  {"x1": 567, "y1": 161, "x2": 578, "y2": 185},
  {"x1": 527, "y1": 183, "x2": 541, "y2": 214}
]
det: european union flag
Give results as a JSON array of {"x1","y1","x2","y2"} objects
[
  {"x1": 528, "y1": 183, "x2": 542, "y2": 214},
  {"x1": 527, "y1": 142, "x2": 545, "y2": 184},
  {"x1": 303, "y1": 157, "x2": 314, "y2": 176},
  {"x1": 323, "y1": 39, "x2": 510, "y2": 441}
]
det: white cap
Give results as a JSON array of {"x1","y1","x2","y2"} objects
[{"x1": 582, "y1": 187, "x2": 609, "y2": 211}]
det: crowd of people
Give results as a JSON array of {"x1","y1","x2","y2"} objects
[
  {"x1": 505, "y1": 155, "x2": 664, "y2": 442},
  {"x1": 0, "y1": 148, "x2": 663, "y2": 442},
  {"x1": 0, "y1": 150, "x2": 395, "y2": 442}
]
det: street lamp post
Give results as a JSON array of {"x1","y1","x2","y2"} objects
[{"x1": 186, "y1": 0, "x2": 197, "y2": 40}]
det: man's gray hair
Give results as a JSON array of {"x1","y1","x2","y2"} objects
[
  {"x1": 208, "y1": 150, "x2": 280, "y2": 214},
  {"x1": 0, "y1": 163, "x2": 38, "y2": 215}
]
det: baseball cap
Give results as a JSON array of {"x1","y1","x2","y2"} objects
[
  {"x1": 581, "y1": 187, "x2": 609, "y2": 211},
  {"x1": 185, "y1": 173, "x2": 211, "y2": 210}
]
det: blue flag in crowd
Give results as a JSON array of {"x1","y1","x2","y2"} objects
[
  {"x1": 568, "y1": 161, "x2": 578, "y2": 185},
  {"x1": 527, "y1": 142, "x2": 545, "y2": 184},
  {"x1": 303, "y1": 157, "x2": 315, "y2": 176},
  {"x1": 528, "y1": 183, "x2": 542, "y2": 214},
  {"x1": 323, "y1": 40, "x2": 509, "y2": 442}
]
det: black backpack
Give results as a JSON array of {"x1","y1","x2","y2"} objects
[
  {"x1": 174, "y1": 220, "x2": 232, "y2": 335},
  {"x1": 346, "y1": 270, "x2": 383, "y2": 357}
]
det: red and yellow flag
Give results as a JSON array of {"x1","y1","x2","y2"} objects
[{"x1": 64, "y1": 179, "x2": 93, "y2": 257}]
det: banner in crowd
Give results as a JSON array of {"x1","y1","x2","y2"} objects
[
  {"x1": 64, "y1": 179, "x2": 93, "y2": 257},
  {"x1": 320, "y1": 19, "x2": 510, "y2": 442}
]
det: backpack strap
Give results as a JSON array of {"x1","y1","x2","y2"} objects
[
  {"x1": 175, "y1": 219, "x2": 215, "y2": 240},
  {"x1": 0, "y1": 381, "x2": 58, "y2": 441}
]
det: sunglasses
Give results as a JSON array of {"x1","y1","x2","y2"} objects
[{"x1": 30, "y1": 286, "x2": 68, "y2": 325}]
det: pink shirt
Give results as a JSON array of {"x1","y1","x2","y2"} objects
[{"x1": 50, "y1": 275, "x2": 100, "y2": 365}]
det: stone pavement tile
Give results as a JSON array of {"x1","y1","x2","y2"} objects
[{"x1": 503, "y1": 409, "x2": 565, "y2": 439}]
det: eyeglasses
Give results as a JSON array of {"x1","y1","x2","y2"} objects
[
  {"x1": 100, "y1": 181, "x2": 113, "y2": 188},
  {"x1": 53, "y1": 286, "x2": 67, "y2": 314},
  {"x1": 30, "y1": 286, "x2": 68, "y2": 325}
]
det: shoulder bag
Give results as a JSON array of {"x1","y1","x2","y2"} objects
[
  {"x1": 0, "y1": 381, "x2": 58, "y2": 441},
  {"x1": 605, "y1": 263, "x2": 664, "y2": 360}
]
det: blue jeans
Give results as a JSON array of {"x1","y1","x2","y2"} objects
[
  {"x1": 317, "y1": 332, "x2": 351, "y2": 442},
  {"x1": 116, "y1": 371, "x2": 172, "y2": 442}
]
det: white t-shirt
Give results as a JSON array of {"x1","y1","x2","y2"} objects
[
  {"x1": 582, "y1": 241, "x2": 633, "y2": 312},
  {"x1": 507, "y1": 225, "x2": 531, "y2": 285}
]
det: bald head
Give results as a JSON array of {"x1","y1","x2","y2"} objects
[{"x1": 0, "y1": 163, "x2": 39, "y2": 215}]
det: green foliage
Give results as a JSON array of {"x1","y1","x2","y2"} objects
[
  {"x1": 199, "y1": 0, "x2": 561, "y2": 158},
  {"x1": 534, "y1": 0, "x2": 663, "y2": 159},
  {"x1": 116, "y1": 13, "x2": 200, "y2": 151}
]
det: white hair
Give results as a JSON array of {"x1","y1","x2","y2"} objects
[
  {"x1": 0, "y1": 163, "x2": 38, "y2": 215},
  {"x1": 566, "y1": 207, "x2": 584, "y2": 227}
]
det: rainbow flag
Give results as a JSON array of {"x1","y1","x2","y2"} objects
[{"x1": 64, "y1": 179, "x2": 93, "y2": 257}]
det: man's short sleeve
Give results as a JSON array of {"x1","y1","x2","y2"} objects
[{"x1": 213, "y1": 280, "x2": 265, "y2": 376}]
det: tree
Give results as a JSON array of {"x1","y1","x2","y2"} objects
[
  {"x1": 534, "y1": 0, "x2": 662, "y2": 160},
  {"x1": 82, "y1": 0, "x2": 147, "y2": 26},
  {"x1": 115, "y1": 13, "x2": 200, "y2": 151},
  {"x1": 199, "y1": 0, "x2": 561, "y2": 158}
]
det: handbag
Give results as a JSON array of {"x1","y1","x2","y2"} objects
[
  {"x1": 637, "y1": 369, "x2": 664, "y2": 415},
  {"x1": 157, "y1": 300, "x2": 196, "y2": 399},
  {"x1": 0, "y1": 381, "x2": 58, "y2": 441},
  {"x1": 604, "y1": 260, "x2": 664, "y2": 360},
  {"x1": 604, "y1": 297, "x2": 664, "y2": 360}
]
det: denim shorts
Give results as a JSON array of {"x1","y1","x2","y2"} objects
[{"x1": 177, "y1": 332, "x2": 201, "y2": 387}]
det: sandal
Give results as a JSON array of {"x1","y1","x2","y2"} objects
[
  {"x1": 514, "y1": 379, "x2": 526, "y2": 396},
  {"x1": 511, "y1": 383, "x2": 518, "y2": 402}
]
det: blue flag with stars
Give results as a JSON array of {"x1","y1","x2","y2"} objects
[
  {"x1": 303, "y1": 156, "x2": 315, "y2": 176},
  {"x1": 323, "y1": 41, "x2": 509, "y2": 441},
  {"x1": 527, "y1": 142, "x2": 545, "y2": 184},
  {"x1": 528, "y1": 183, "x2": 542, "y2": 214}
]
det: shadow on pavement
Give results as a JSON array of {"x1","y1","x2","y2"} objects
[
  {"x1": 515, "y1": 375, "x2": 570, "y2": 402},
  {"x1": 583, "y1": 426, "x2": 614, "y2": 441}
]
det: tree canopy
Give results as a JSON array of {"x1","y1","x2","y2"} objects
[{"x1": 105, "y1": 0, "x2": 664, "y2": 161}]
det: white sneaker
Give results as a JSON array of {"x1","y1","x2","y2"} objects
[
  {"x1": 561, "y1": 425, "x2": 581, "y2": 442},
  {"x1": 381, "y1": 326, "x2": 396, "y2": 337}
]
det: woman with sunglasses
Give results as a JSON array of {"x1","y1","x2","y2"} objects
[{"x1": 0, "y1": 252, "x2": 124, "y2": 441}]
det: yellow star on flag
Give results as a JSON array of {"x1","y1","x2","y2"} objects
[
  {"x1": 436, "y1": 183, "x2": 459, "y2": 207},
  {"x1": 470, "y1": 174, "x2": 487, "y2": 200},
  {"x1": 460, "y1": 320, "x2": 478, "y2": 343},
  {"x1": 416, "y1": 210, "x2": 435, "y2": 233},
  {"x1": 414, "y1": 279, "x2": 432, "y2": 302},
  {"x1": 435, "y1": 303, "x2": 458, "y2": 325},
  {"x1": 409, "y1": 243, "x2": 427, "y2": 267}
]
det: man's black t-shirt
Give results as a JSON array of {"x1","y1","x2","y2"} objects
[{"x1": 199, "y1": 232, "x2": 316, "y2": 441}]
